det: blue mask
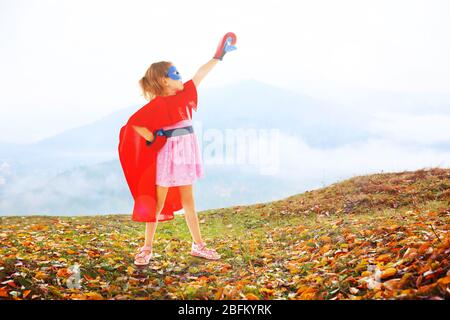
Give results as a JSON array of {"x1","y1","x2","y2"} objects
[{"x1": 167, "y1": 65, "x2": 182, "y2": 80}]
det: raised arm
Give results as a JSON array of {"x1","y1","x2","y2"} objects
[
  {"x1": 193, "y1": 32, "x2": 237, "y2": 87},
  {"x1": 192, "y1": 58, "x2": 219, "y2": 88}
]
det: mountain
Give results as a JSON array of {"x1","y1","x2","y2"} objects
[
  {"x1": 0, "y1": 79, "x2": 448, "y2": 215},
  {"x1": 0, "y1": 159, "x2": 302, "y2": 215},
  {"x1": 0, "y1": 79, "x2": 371, "y2": 215},
  {"x1": 197, "y1": 79, "x2": 372, "y2": 148},
  {"x1": 0, "y1": 79, "x2": 372, "y2": 171}
]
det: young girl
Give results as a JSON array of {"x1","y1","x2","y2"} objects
[{"x1": 118, "y1": 33, "x2": 237, "y2": 266}]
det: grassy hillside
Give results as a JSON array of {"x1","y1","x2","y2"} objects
[{"x1": 0, "y1": 167, "x2": 449, "y2": 300}]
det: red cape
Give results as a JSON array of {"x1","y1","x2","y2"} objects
[{"x1": 118, "y1": 79, "x2": 198, "y2": 222}]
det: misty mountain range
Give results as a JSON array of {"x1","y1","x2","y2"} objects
[{"x1": 0, "y1": 79, "x2": 449, "y2": 215}]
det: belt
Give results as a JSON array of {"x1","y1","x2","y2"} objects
[
  {"x1": 146, "y1": 125, "x2": 194, "y2": 146},
  {"x1": 159, "y1": 125, "x2": 194, "y2": 137}
]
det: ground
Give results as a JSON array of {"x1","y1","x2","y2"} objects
[{"x1": 0, "y1": 167, "x2": 449, "y2": 300}]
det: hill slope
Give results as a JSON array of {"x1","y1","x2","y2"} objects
[{"x1": 0, "y1": 167, "x2": 449, "y2": 300}]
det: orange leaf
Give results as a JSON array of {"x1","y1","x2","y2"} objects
[
  {"x1": 319, "y1": 244, "x2": 331, "y2": 254},
  {"x1": 401, "y1": 289, "x2": 416, "y2": 296},
  {"x1": 23, "y1": 290, "x2": 31, "y2": 298},
  {"x1": 220, "y1": 263, "x2": 232, "y2": 273},
  {"x1": 87, "y1": 251, "x2": 99, "y2": 258},
  {"x1": 245, "y1": 293, "x2": 259, "y2": 300},
  {"x1": 84, "y1": 292, "x2": 104, "y2": 300},
  {"x1": 164, "y1": 276, "x2": 174, "y2": 285},
  {"x1": 296, "y1": 286, "x2": 316, "y2": 300},
  {"x1": 214, "y1": 287, "x2": 224, "y2": 300},
  {"x1": 319, "y1": 235, "x2": 332, "y2": 243},
  {"x1": 296, "y1": 286, "x2": 314, "y2": 295},
  {"x1": 418, "y1": 243, "x2": 430, "y2": 254},
  {"x1": 417, "y1": 283, "x2": 437, "y2": 295},
  {"x1": 375, "y1": 254, "x2": 391, "y2": 262},
  {"x1": 35, "y1": 271, "x2": 47, "y2": 280},
  {"x1": 127, "y1": 266, "x2": 135, "y2": 275},
  {"x1": 259, "y1": 288, "x2": 274, "y2": 296},
  {"x1": 381, "y1": 267, "x2": 397, "y2": 279},
  {"x1": 56, "y1": 268, "x2": 72, "y2": 278},
  {"x1": 437, "y1": 276, "x2": 450, "y2": 285},
  {"x1": 286, "y1": 262, "x2": 300, "y2": 274},
  {"x1": 0, "y1": 286, "x2": 9, "y2": 298},
  {"x1": 70, "y1": 293, "x2": 87, "y2": 300},
  {"x1": 29, "y1": 224, "x2": 47, "y2": 231}
]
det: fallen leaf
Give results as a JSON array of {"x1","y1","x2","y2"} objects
[
  {"x1": 375, "y1": 254, "x2": 391, "y2": 262},
  {"x1": 22, "y1": 290, "x2": 32, "y2": 298},
  {"x1": 0, "y1": 287, "x2": 9, "y2": 298},
  {"x1": 56, "y1": 268, "x2": 72, "y2": 278},
  {"x1": 437, "y1": 276, "x2": 450, "y2": 285},
  {"x1": 84, "y1": 292, "x2": 104, "y2": 300},
  {"x1": 245, "y1": 293, "x2": 259, "y2": 300}
]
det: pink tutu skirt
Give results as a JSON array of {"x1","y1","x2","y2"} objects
[{"x1": 156, "y1": 119, "x2": 204, "y2": 187}]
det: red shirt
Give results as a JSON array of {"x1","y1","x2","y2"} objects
[{"x1": 118, "y1": 79, "x2": 198, "y2": 222}]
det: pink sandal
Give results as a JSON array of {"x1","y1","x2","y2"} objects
[
  {"x1": 134, "y1": 245, "x2": 153, "y2": 266},
  {"x1": 191, "y1": 242, "x2": 221, "y2": 260}
]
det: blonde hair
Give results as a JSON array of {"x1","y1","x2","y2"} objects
[{"x1": 138, "y1": 61, "x2": 172, "y2": 101}]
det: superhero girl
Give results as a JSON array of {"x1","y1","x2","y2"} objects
[{"x1": 118, "y1": 32, "x2": 237, "y2": 265}]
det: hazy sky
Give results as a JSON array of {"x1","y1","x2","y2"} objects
[{"x1": 1, "y1": 0, "x2": 450, "y2": 143}]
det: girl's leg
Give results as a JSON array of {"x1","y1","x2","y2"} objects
[
  {"x1": 180, "y1": 184, "x2": 220, "y2": 260},
  {"x1": 144, "y1": 185, "x2": 169, "y2": 246},
  {"x1": 178, "y1": 184, "x2": 203, "y2": 244}
]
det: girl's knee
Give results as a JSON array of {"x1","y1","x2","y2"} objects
[{"x1": 182, "y1": 202, "x2": 196, "y2": 213}]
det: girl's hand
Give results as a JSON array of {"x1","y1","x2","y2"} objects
[
  {"x1": 132, "y1": 125, "x2": 155, "y2": 142},
  {"x1": 213, "y1": 32, "x2": 237, "y2": 61},
  {"x1": 146, "y1": 131, "x2": 155, "y2": 142}
]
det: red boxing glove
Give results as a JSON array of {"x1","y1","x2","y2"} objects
[{"x1": 213, "y1": 32, "x2": 237, "y2": 61}]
